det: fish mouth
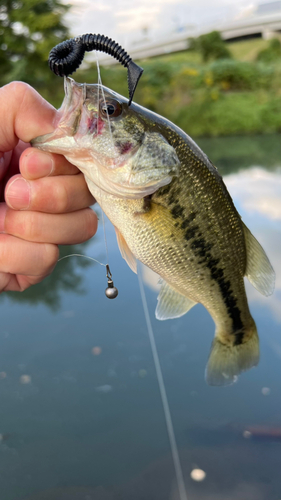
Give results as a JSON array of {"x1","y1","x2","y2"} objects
[{"x1": 31, "y1": 77, "x2": 85, "y2": 153}]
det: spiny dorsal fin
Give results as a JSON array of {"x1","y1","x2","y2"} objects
[
  {"x1": 242, "y1": 222, "x2": 275, "y2": 297},
  {"x1": 115, "y1": 227, "x2": 137, "y2": 274},
  {"x1": 156, "y1": 281, "x2": 197, "y2": 320}
]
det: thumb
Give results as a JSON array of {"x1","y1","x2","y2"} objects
[{"x1": 0, "y1": 82, "x2": 57, "y2": 153}]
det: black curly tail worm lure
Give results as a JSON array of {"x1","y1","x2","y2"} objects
[{"x1": 48, "y1": 33, "x2": 143, "y2": 105}]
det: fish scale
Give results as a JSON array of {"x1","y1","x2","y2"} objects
[{"x1": 32, "y1": 77, "x2": 275, "y2": 385}]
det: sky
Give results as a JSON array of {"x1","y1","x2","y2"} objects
[{"x1": 64, "y1": 0, "x2": 261, "y2": 50}]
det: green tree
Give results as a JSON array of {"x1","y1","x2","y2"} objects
[
  {"x1": 257, "y1": 37, "x2": 281, "y2": 63},
  {"x1": 0, "y1": 0, "x2": 70, "y2": 103},
  {"x1": 189, "y1": 30, "x2": 232, "y2": 62}
]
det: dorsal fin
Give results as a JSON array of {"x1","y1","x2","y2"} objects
[
  {"x1": 242, "y1": 222, "x2": 275, "y2": 296},
  {"x1": 156, "y1": 280, "x2": 197, "y2": 320},
  {"x1": 114, "y1": 227, "x2": 137, "y2": 274}
]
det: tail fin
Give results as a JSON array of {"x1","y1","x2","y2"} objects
[{"x1": 205, "y1": 327, "x2": 259, "y2": 386}]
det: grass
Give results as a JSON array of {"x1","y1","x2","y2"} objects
[
  {"x1": 139, "y1": 38, "x2": 271, "y2": 66},
  {"x1": 227, "y1": 38, "x2": 269, "y2": 61}
]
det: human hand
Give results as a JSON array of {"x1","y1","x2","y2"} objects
[{"x1": 0, "y1": 82, "x2": 98, "y2": 292}]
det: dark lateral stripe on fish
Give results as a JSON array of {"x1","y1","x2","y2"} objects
[
  {"x1": 233, "y1": 330, "x2": 245, "y2": 346},
  {"x1": 166, "y1": 199, "x2": 245, "y2": 339},
  {"x1": 190, "y1": 238, "x2": 212, "y2": 254},
  {"x1": 190, "y1": 234, "x2": 244, "y2": 339},
  {"x1": 171, "y1": 203, "x2": 184, "y2": 218},
  {"x1": 180, "y1": 212, "x2": 196, "y2": 228},
  {"x1": 210, "y1": 273, "x2": 244, "y2": 341},
  {"x1": 184, "y1": 226, "x2": 199, "y2": 241},
  {"x1": 168, "y1": 193, "x2": 175, "y2": 205}
]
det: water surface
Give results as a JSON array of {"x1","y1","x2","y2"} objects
[{"x1": 0, "y1": 134, "x2": 280, "y2": 500}]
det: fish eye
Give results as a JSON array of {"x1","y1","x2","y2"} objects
[{"x1": 99, "y1": 99, "x2": 122, "y2": 119}]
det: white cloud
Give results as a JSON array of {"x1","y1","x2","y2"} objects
[
  {"x1": 225, "y1": 168, "x2": 281, "y2": 221},
  {"x1": 224, "y1": 168, "x2": 281, "y2": 322},
  {"x1": 66, "y1": 0, "x2": 257, "y2": 47}
]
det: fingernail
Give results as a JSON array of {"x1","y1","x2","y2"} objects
[
  {"x1": 6, "y1": 177, "x2": 31, "y2": 210},
  {"x1": 0, "y1": 203, "x2": 7, "y2": 233},
  {"x1": 23, "y1": 151, "x2": 54, "y2": 177}
]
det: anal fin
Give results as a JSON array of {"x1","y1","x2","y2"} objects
[
  {"x1": 115, "y1": 227, "x2": 137, "y2": 274},
  {"x1": 156, "y1": 280, "x2": 197, "y2": 320}
]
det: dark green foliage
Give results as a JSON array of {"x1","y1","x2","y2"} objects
[
  {"x1": 173, "y1": 92, "x2": 281, "y2": 137},
  {"x1": 256, "y1": 37, "x2": 281, "y2": 62},
  {"x1": 136, "y1": 60, "x2": 174, "y2": 110},
  {"x1": 204, "y1": 59, "x2": 273, "y2": 91},
  {"x1": 0, "y1": 0, "x2": 70, "y2": 101},
  {"x1": 188, "y1": 31, "x2": 232, "y2": 62}
]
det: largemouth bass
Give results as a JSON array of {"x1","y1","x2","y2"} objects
[{"x1": 32, "y1": 77, "x2": 275, "y2": 385}]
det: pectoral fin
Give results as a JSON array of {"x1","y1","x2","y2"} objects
[
  {"x1": 115, "y1": 228, "x2": 137, "y2": 274},
  {"x1": 156, "y1": 281, "x2": 197, "y2": 320},
  {"x1": 243, "y1": 222, "x2": 275, "y2": 296}
]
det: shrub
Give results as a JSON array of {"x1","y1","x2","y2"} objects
[
  {"x1": 257, "y1": 38, "x2": 281, "y2": 63},
  {"x1": 202, "y1": 59, "x2": 273, "y2": 91},
  {"x1": 189, "y1": 31, "x2": 232, "y2": 62}
]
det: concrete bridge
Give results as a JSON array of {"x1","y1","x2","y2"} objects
[{"x1": 98, "y1": 1, "x2": 281, "y2": 64}]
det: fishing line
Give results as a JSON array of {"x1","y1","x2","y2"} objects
[
  {"x1": 94, "y1": 53, "x2": 118, "y2": 298},
  {"x1": 94, "y1": 50, "x2": 188, "y2": 499},
  {"x1": 48, "y1": 34, "x2": 143, "y2": 297},
  {"x1": 138, "y1": 271, "x2": 188, "y2": 500},
  {"x1": 58, "y1": 251, "x2": 118, "y2": 298},
  {"x1": 95, "y1": 54, "x2": 111, "y2": 264},
  {"x1": 49, "y1": 34, "x2": 188, "y2": 498},
  {"x1": 56, "y1": 56, "x2": 119, "y2": 298},
  {"x1": 58, "y1": 254, "x2": 106, "y2": 267}
]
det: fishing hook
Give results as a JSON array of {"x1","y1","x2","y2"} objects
[{"x1": 48, "y1": 33, "x2": 143, "y2": 105}]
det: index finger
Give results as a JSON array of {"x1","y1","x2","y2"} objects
[
  {"x1": 0, "y1": 82, "x2": 56, "y2": 152},
  {"x1": 20, "y1": 148, "x2": 80, "y2": 180}
]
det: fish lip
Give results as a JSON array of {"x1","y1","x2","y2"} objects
[{"x1": 31, "y1": 77, "x2": 85, "y2": 149}]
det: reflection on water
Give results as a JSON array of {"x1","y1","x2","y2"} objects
[
  {"x1": 223, "y1": 168, "x2": 281, "y2": 325},
  {"x1": 197, "y1": 134, "x2": 281, "y2": 175},
  {"x1": 0, "y1": 242, "x2": 95, "y2": 311},
  {"x1": 0, "y1": 135, "x2": 281, "y2": 500}
]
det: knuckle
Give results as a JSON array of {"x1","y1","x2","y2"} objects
[
  {"x1": 40, "y1": 244, "x2": 59, "y2": 275},
  {"x1": 5, "y1": 81, "x2": 29, "y2": 97},
  {"x1": 5, "y1": 209, "x2": 29, "y2": 239},
  {"x1": 83, "y1": 209, "x2": 98, "y2": 241},
  {"x1": 38, "y1": 181, "x2": 70, "y2": 214},
  {"x1": 53, "y1": 182, "x2": 70, "y2": 213},
  {"x1": 0, "y1": 234, "x2": 11, "y2": 269},
  {"x1": 5, "y1": 82, "x2": 34, "y2": 115},
  {"x1": 26, "y1": 212, "x2": 41, "y2": 240}
]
